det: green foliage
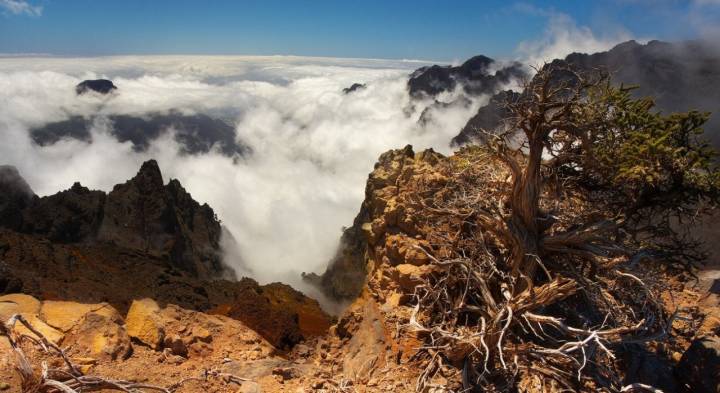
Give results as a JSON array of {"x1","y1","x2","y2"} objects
[{"x1": 574, "y1": 83, "x2": 720, "y2": 211}]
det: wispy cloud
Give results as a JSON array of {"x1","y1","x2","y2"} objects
[
  {"x1": 0, "y1": 0, "x2": 42, "y2": 16},
  {"x1": 514, "y1": 3, "x2": 633, "y2": 66}
]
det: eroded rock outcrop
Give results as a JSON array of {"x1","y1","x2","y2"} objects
[
  {"x1": 98, "y1": 160, "x2": 227, "y2": 278},
  {"x1": 315, "y1": 145, "x2": 445, "y2": 300}
]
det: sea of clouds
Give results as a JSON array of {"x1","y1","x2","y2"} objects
[{"x1": 0, "y1": 55, "x2": 491, "y2": 301}]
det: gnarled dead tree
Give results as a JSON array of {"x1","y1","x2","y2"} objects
[{"x1": 406, "y1": 65, "x2": 719, "y2": 392}]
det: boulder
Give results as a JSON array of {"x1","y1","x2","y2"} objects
[
  {"x1": 393, "y1": 264, "x2": 437, "y2": 292},
  {"x1": 64, "y1": 311, "x2": 132, "y2": 360},
  {"x1": 41, "y1": 301, "x2": 119, "y2": 332},
  {"x1": 676, "y1": 336, "x2": 720, "y2": 393},
  {"x1": 163, "y1": 334, "x2": 188, "y2": 357},
  {"x1": 339, "y1": 296, "x2": 392, "y2": 380},
  {"x1": 20, "y1": 315, "x2": 64, "y2": 344},
  {"x1": 0, "y1": 293, "x2": 41, "y2": 318},
  {"x1": 0, "y1": 294, "x2": 64, "y2": 344},
  {"x1": 125, "y1": 298, "x2": 164, "y2": 350}
]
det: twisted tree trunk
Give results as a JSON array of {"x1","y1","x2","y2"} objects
[{"x1": 508, "y1": 127, "x2": 545, "y2": 286}]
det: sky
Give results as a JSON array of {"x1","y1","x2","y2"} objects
[{"x1": 1, "y1": 0, "x2": 719, "y2": 61}]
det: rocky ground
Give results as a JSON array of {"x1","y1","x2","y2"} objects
[{"x1": 1, "y1": 147, "x2": 720, "y2": 392}]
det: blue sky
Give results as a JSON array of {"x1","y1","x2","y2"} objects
[{"x1": 0, "y1": 0, "x2": 718, "y2": 61}]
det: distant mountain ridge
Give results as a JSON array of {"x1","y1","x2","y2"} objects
[
  {"x1": 407, "y1": 40, "x2": 720, "y2": 149},
  {"x1": 30, "y1": 80, "x2": 249, "y2": 158}
]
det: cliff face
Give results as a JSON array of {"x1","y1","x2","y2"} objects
[{"x1": 316, "y1": 145, "x2": 446, "y2": 300}]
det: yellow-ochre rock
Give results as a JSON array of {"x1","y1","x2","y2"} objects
[
  {"x1": 0, "y1": 294, "x2": 64, "y2": 344},
  {"x1": 41, "y1": 301, "x2": 120, "y2": 332},
  {"x1": 65, "y1": 311, "x2": 132, "y2": 360},
  {"x1": 125, "y1": 298, "x2": 165, "y2": 349}
]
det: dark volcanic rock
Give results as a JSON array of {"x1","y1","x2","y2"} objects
[
  {"x1": 22, "y1": 182, "x2": 105, "y2": 243},
  {"x1": 0, "y1": 161, "x2": 231, "y2": 279},
  {"x1": 97, "y1": 160, "x2": 229, "y2": 278},
  {"x1": 408, "y1": 55, "x2": 526, "y2": 99},
  {"x1": 0, "y1": 262, "x2": 23, "y2": 294},
  {"x1": 342, "y1": 83, "x2": 366, "y2": 94},
  {"x1": 0, "y1": 165, "x2": 35, "y2": 231},
  {"x1": 30, "y1": 116, "x2": 91, "y2": 146},
  {"x1": 622, "y1": 345, "x2": 678, "y2": 392},
  {"x1": 30, "y1": 112, "x2": 248, "y2": 157},
  {"x1": 451, "y1": 90, "x2": 519, "y2": 146},
  {"x1": 76, "y1": 79, "x2": 117, "y2": 95},
  {"x1": 94, "y1": 160, "x2": 169, "y2": 255},
  {"x1": 676, "y1": 336, "x2": 720, "y2": 393}
]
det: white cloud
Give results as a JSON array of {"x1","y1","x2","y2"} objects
[
  {"x1": 0, "y1": 56, "x2": 486, "y2": 301},
  {"x1": 0, "y1": 0, "x2": 42, "y2": 16},
  {"x1": 514, "y1": 5, "x2": 634, "y2": 67}
]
